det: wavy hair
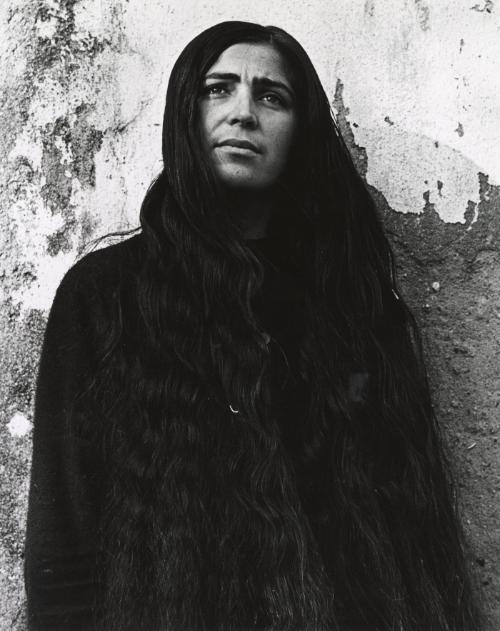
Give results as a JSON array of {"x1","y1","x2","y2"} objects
[{"x1": 89, "y1": 21, "x2": 481, "y2": 630}]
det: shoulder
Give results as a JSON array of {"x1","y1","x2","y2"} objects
[
  {"x1": 54, "y1": 232, "x2": 145, "y2": 306},
  {"x1": 45, "y1": 232, "x2": 146, "y2": 343},
  {"x1": 61, "y1": 232, "x2": 144, "y2": 292}
]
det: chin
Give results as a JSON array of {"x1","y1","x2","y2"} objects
[{"x1": 217, "y1": 167, "x2": 272, "y2": 191}]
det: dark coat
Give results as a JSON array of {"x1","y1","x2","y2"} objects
[{"x1": 24, "y1": 233, "x2": 310, "y2": 630}]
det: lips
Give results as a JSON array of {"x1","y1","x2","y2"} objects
[{"x1": 215, "y1": 139, "x2": 261, "y2": 153}]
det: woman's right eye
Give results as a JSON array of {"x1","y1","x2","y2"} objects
[{"x1": 203, "y1": 84, "x2": 228, "y2": 96}]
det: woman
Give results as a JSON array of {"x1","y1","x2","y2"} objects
[{"x1": 25, "y1": 20, "x2": 480, "y2": 631}]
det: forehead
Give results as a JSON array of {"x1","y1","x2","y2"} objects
[{"x1": 206, "y1": 42, "x2": 292, "y2": 84}]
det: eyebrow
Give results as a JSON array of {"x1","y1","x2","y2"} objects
[{"x1": 204, "y1": 72, "x2": 295, "y2": 99}]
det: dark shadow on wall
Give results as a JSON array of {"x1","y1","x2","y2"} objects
[{"x1": 335, "y1": 77, "x2": 500, "y2": 628}]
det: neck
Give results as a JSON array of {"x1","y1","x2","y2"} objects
[{"x1": 227, "y1": 189, "x2": 278, "y2": 240}]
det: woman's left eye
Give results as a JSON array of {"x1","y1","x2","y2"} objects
[{"x1": 261, "y1": 93, "x2": 283, "y2": 106}]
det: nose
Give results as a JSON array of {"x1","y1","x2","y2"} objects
[{"x1": 228, "y1": 88, "x2": 257, "y2": 129}]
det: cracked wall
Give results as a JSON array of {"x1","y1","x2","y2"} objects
[{"x1": 1, "y1": 0, "x2": 499, "y2": 628}]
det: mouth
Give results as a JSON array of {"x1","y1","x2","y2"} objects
[{"x1": 215, "y1": 139, "x2": 261, "y2": 154}]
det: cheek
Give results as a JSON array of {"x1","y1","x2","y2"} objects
[
  {"x1": 273, "y1": 121, "x2": 296, "y2": 163},
  {"x1": 198, "y1": 103, "x2": 217, "y2": 142}
]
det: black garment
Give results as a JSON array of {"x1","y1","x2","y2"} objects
[
  {"x1": 24, "y1": 233, "x2": 308, "y2": 630},
  {"x1": 247, "y1": 236, "x2": 309, "y2": 457},
  {"x1": 24, "y1": 236, "x2": 141, "y2": 630}
]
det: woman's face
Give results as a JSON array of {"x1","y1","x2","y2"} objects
[{"x1": 198, "y1": 42, "x2": 297, "y2": 191}]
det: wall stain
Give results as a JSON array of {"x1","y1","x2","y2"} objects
[
  {"x1": 333, "y1": 79, "x2": 368, "y2": 178},
  {"x1": 34, "y1": 1, "x2": 112, "y2": 81},
  {"x1": 414, "y1": 0, "x2": 431, "y2": 31},
  {"x1": 379, "y1": 173, "x2": 500, "y2": 265},
  {"x1": 470, "y1": 0, "x2": 494, "y2": 12},
  {"x1": 40, "y1": 116, "x2": 73, "y2": 215},
  {"x1": 15, "y1": 2, "x2": 109, "y2": 257},
  {"x1": 455, "y1": 122, "x2": 465, "y2": 137},
  {"x1": 47, "y1": 221, "x2": 76, "y2": 255},
  {"x1": 333, "y1": 78, "x2": 500, "y2": 267},
  {"x1": 364, "y1": 0, "x2": 375, "y2": 17},
  {"x1": 0, "y1": 306, "x2": 44, "y2": 627},
  {"x1": 6, "y1": 156, "x2": 36, "y2": 196},
  {"x1": 71, "y1": 104, "x2": 104, "y2": 187},
  {"x1": 40, "y1": 106, "x2": 103, "y2": 254}
]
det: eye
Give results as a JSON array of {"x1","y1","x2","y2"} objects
[
  {"x1": 202, "y1": 83, "x2": 228, "y2": 97},
  {"x1": 260, "y1": 92, "x2": 286, "y2": 107}
]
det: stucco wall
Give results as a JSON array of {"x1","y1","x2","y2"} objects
[{"x1": 1, "y1": 0, "x2": 499, "y2": 628}]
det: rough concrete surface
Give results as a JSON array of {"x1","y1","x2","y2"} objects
[{"x1": 1, "y1": 0, "x2": 499, "y2": 628}]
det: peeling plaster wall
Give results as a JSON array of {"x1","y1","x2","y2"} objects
[{"x1": 1, "y1": 0, "x2": 499, "y2": 628}]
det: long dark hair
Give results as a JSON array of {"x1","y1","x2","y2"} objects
[{"x1": 89, "y1": 21, "x2": 480, "y2": 630}]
